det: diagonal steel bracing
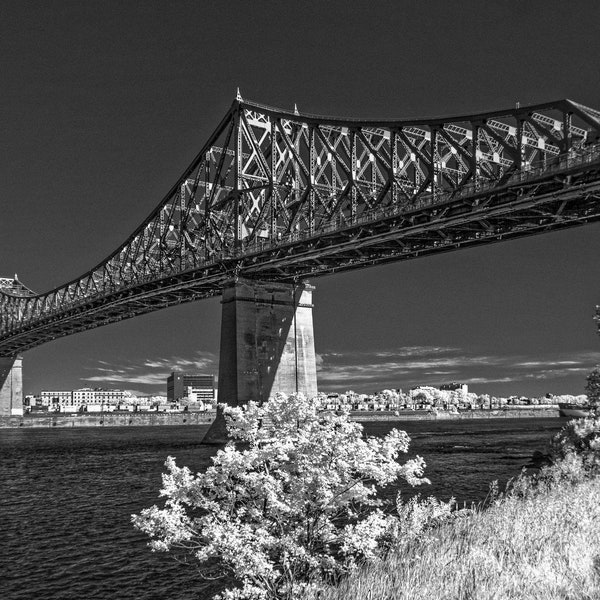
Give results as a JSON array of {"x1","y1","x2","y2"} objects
[{"x1": 2, "y1": 97, "x2": 600, "y2": 355}]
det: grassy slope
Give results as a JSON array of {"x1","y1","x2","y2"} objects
[{"x1": 310, "y1": 477, "x2": 600, "y2": 600}]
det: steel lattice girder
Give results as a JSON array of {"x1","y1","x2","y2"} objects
[{"x1": 2, "y1": 97, "x2": 600, "y2": 354}]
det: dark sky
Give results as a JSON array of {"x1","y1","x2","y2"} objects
[{"x1": 2, "y1": 0, "x2": 600, "y2": 397}]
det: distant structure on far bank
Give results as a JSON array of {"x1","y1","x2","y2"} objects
[
  {"x1": 27, "y1": 388, "x2": 168, "y2": 413},
  {"x1": 167, "y1": 372, "x2": 216, "y2": 404},
  {"x1": 439, "y1": 382, "x2": 469, "y2": 395},
  {"x1": 20, "y1": 371, "x2": 218, "y2": 415}
]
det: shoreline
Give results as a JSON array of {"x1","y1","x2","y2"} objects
[
  {"x1": 0, "y1": 405, "x2": 561, "y2": 428},
  {"x1": 0, "y1": 411, "x2": 215, "y2": 428},
  {"x1": 351, "y1": 406, "x2": 560, "y2": 421}
]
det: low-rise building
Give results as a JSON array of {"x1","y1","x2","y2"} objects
[
  {"x1": 40, "y1": 390, "x2": 73, "y2": 410},
  {"x1": 74, "y1": 388, "x2": 131, "y2": 411},
  {"x1": 38, "y1": 387, "x2": 133, "y2": 412}
]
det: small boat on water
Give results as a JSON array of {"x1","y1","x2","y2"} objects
[{"x1": 558, "y1": 403, "x2": 596, "y2": 418}]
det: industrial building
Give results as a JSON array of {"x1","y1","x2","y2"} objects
[{"x1": 167, "y1": 372, "x2": 216, "y2": 403}]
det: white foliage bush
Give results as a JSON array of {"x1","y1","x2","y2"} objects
[{"x1": 132, "y1": 393, "x2": 432, "y2": 599}]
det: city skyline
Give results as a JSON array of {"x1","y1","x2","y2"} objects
[{"x1": 2, "y1": 1, "x2": 600, "y2": 398}]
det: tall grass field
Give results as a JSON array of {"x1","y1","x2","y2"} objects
[{"x1": 307, "y1": 472, "x2": 600, "y2": 600}]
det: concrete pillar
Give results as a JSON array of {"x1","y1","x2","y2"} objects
[
  {"x1": 203, "y1": 279, "x2": 318, "y2": 443},
  {"x1": 0, "y1": 355, "x2": 23, "y2": 417}
]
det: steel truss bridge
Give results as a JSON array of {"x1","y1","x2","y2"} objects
[{"x1": 2, "y1": 96, "x2": 600, "y2": 355}]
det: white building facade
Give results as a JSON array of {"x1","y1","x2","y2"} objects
[{"x1": 39, "y1": 388, "x2": 133, "y2": 412}]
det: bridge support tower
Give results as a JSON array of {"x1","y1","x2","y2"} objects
[
  {"x1": 0, "y1": 356, "x2": 23, "y2": 417},
  {"x1": 203, "y1": 279, "x2": 318, "y2": 443}
]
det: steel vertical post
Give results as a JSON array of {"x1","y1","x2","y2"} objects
[
  {"x1": 309, "y1": 126, "x2": 315, "y2": 235},
  {"x1": 563, "y1": 111, "x2": 572, "y2": 153},
  {"x1": 351, "y1": 129, "x2": 357, "y2": 222},
  {"x1": 390, "y1": 130, "x2": 398, "y2": 205},
  {"x1": 234, "y1": 103, "x2": 242, "y2": 249},
  {"x1": 270, "y1": 118, "x2": 277, "y2": 242},
  {"x1": 430, "y1": 127, "x2": 437, "y2": 200}
]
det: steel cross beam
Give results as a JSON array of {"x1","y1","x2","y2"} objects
[{"x1": 2, "y1": 97, "x2": 600, "y2": 355}]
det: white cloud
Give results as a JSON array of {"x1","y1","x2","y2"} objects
[
  {"x1": 515, "y1": 360, "x2": 580, "y2": 368},
  {"x1": 462, "y1": 376, "x2": 519, "y2": 384},
  {"x1": 85, "y1": 372, "x2": 167, "y2": 386},
  {"x1": 314, "y1": 346, "x2": 600, "y2": 393},
  {"x1": 512, "y1": 352, "x2": 600, "y2": 370},
  {"x1": 524, "y1": 367, "x2": 590, "y2": 380}
]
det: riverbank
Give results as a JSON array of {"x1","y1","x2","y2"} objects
[
  {"x1": 0, "y1": 411, "x2": 215, "y2": 428},
  {"x1": 351, "y1": 405, "x2": 560, "y2": 421},
  {"x1": 306, "y1": 473, "x2": 600, "y2": 600},
  {"x1": 0, "y1": 405, "x2": 560, "y2": 428}
]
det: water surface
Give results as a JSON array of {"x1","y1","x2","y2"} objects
[{"x1": 0, "y1": 418, "x2": 567, "y2": 599}]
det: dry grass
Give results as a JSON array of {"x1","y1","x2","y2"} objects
[{"x1": 307, "y1": 477, "x2": 600, "y2": 600}]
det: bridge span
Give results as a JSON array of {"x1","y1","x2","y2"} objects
[{"x1": 2, "y1": 96, "x2": 600, "y2": 419}]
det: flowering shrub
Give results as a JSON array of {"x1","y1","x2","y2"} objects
[{"x1": 132, "y1": 393, "x2": 431, "y2": 600}]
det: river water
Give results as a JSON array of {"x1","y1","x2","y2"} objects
[{"x1": 0, "y1": 417, "x2": 568, "y2": 600}]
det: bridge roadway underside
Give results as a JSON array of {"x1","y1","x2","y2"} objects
[{"x1": 1, "y1": 156, "x2": 599, "y2": 358}]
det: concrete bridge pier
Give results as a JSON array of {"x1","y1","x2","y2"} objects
[
  {"x1": 0, "y1": 356, "x2": 23, "y2": 417},
  {"x1": 202, "y1": 278, "x2": 318, "y2": 444}
]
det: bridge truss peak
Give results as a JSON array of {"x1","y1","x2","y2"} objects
[{"x1": 1, "y1": 98, "x2": 600, "y2": 356}]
